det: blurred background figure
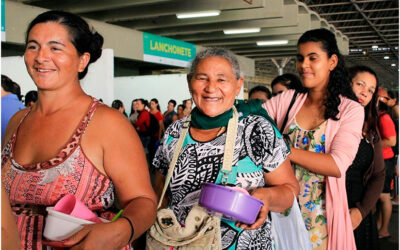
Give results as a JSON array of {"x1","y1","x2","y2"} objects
[
  {"x1": 177, "y1": 104, "x2": 185, "y2": 119},
  {"x1": 248, "y1": 85, "x2": 271, "y2": 103},
  {"x1": 111, "y1": 99, "x2": 127, "y2": 117},
  {"x1": 270, "y1": 73, "x2": 304, "y2": 96},
  {"x1": 24, "y1": 90, "x2": 38, "y2": 107},
  {"x1": 376, "y1": 87, "x2": 397, "y2": 240},
  {"x1": 163, "y1": 99, "x2": 178, "y2": 129},
  {"x1": 182, "y1": 98, "x2": 193, "y2": 117},
  {"x1": 1, "y1": 75, "x2": 25, "y2": 140},
  {"x1": 129, "y1": 99, "x2": 139, "y2": 124},
  {"x1": 387, "y1": 90, "x2": 399, "y2": 205}
]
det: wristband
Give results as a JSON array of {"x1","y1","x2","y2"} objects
[{"x1": 120, "y1": 216, "x2": 134, "y2": 245}]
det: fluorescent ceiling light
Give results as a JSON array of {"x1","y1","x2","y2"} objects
[
  {"x1": 223, "y1": 28, "x2": 261, "y2": 35},
  {"x1": 384, "y1": 56, "x2": 390, "y2": 59},
  {"x1": 257, "y1": 40, "x2": 288, "y2": 46},
  {"x1": 391, "y1": 64, "x2": 396, "y2": 67},
  {"x1": 176, "y1": 10, "x2": 220, "y2": 19},
  {"x1": 372, "y1": 45, "x2": 379, "y2": 49}
]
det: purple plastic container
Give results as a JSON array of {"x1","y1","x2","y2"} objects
[{"x1": 198, "y1": 183, "x2": 264, "y2": 224}]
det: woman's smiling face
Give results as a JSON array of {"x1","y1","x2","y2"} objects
[
  {"x1": 296, "y1": 41, "x2": 337, "y2": 92},
  {"x1": 24, "y1": 22, "x2": 89, "y2": 90},
  {"x1": 188, "y1": 56, "x2": 243, "y2": 117}
]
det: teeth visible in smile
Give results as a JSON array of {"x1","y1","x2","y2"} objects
[
  {"x1": 37, "y1": 69, "x2": 51, "y2": 72},
  {"x1": 204, "y1": 97, "x2": 220, "y2": 101}
]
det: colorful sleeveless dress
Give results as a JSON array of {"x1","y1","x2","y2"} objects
[
  {"x1": 1, "y1": 98, "x2": 117, "y2": 250},
  {"x1": 285, "y1": 119, "x2": 328, "y2": 250}
]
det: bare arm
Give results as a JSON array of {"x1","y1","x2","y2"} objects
[
  {"x1": 289, "y1": 148, "x2": 341, "y2": 177},
  {"x1": 381, "y1": 136, "x2": 396, "y2": 148},
  {"x1": 64, "y1": 107, "x2": 157, "y2": 249},
  {"x1": 2, "y1": 187, "x2": 21, "y2": 250}
]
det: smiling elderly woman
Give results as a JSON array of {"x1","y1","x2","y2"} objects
[{"x1": 152, "y1": 48, "x2": 299, "y2": 249}]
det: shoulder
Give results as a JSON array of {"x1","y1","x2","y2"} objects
[
  {"x1": 240, "y1": 115, "x2": 278, "y2": 135},
  {"x1": 91, "y1": 104, "x2": 134, "y2": 135},
  {"x1": 338, "y1": 96, "x2": 364, "y2": 119}
]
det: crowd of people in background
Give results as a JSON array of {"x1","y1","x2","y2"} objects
[{"x1": 1, "y1": 9, "x2": 398, "y2": 250}]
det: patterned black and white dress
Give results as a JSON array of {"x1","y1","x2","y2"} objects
[{"x1": 153, "y1": 115, "x2": 289, "y2": 249}]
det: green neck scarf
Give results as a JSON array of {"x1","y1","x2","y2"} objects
[
  {"x1": 234, "y1": 99, "x2": 277, "y2": 126},
  {"x1": 190, "y1": 107, "x2": 233, "y2": 129}
]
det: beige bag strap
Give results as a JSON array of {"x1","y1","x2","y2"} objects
[
  {"x1": 220, "y1": 106, "x2": 238, "y2": 184},
  {"x1": 158, "y1": 106, "x2": 239, "y2": 208},
  {"x1": 158, "y1": 116, "x2": 191, "y2": 208}
]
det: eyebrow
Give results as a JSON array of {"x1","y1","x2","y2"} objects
[
  {"x1": 296, "y1": 52, "x2": 318, "y2": 57},
  {"x1": 26, "y1": 39, "x2": 66, "y2": 47}
]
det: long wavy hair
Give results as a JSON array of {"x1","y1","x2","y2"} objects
[
  {"x1": 348, "y1": 65, "x2": 379, "y2": 142},
  {"x1": 298, "y1": 29, "x2": 357, "y2": 120}
]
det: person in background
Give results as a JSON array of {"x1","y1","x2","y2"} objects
[
  {"x1": 183, "y1": 98, "x2": 193, "y2": 117},
  {"x1": 271, "y1": 73, "x2": 304, "y2": 96},
  {"x1": 24, "y1": 90, "x2": 38, "y2": 107},
  {"x1": 265, "y1": 28, "x2": 363, "y2": 250},
  {"x1": 2, "y1": 11, "x2": 156, "y2": 249},
  {"x1": 129, "y1": 99, "x2": 139, "y2": 124},
  {"x1": 345, "y1": 65, "x2": 385, "y2": 249},
  {"x1": 387, "y1": 90, "x2": 399, "y2": 120},
  {"x1": 149, "y1": 98, "x2": 164, "y2": 161},
  {"x1": 248, "y1": 85, "x2": 271, "y2": 103},
  {"x1": 376, "y1": 87, "x2": 397, "y2": 239},
  {"x1": 111, "y1": 99, "x2": 127, "y2": 117},
  {"x1": 1, "y1": 75, "x2": 25, "y2": 140},
  {"x1": 387, "y1": 90, "x2": 399, "y2": 205},
  {"x1": 149, "y1": 98, "x2": 165, "y2": 138},
  {"x1": 177, "y1": 104, "x2": 185, "y2": 119},
  {"x1": 134, "y1": 98, "x2": 152, "y2": 153},
  {"x1": 163, "y1": 99, "x2": 178, "y2": 129}
]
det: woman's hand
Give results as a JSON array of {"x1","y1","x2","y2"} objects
[
  {"x1": 235, "y1": 188, "x2": 270, "y2": 230},
  {"x1": 62, "y1": 219, "x2": 131, "y2": 250},
  {"x1": 349, "y1": 208, "x2": 363, "y2": 230}
]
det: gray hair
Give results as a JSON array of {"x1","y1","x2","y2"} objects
[{"x1": 188, "y1": 48, "x2": 241, "y2": 80}]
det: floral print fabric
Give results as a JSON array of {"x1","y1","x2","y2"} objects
[{"x1": 285, "y1": 119, "x2": 328, "y2": 249}]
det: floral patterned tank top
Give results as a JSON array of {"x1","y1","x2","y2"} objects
[
  {"x1": 285, "y1": 119, "x2": 328, "y2": 250},
  {"x1": 1, "y1": 98, "x2": 116, "y2": 250}
]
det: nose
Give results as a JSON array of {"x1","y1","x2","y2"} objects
[
  {"x1": 35, "y1": 47, "x2": 50, "y2": 63},
  {"x1": 359, "y1": 86, "x2": 368, "y2": 97},
  {"x1": 298, "y1": 58, "x2": 309, "y2": 70},
  {"x1": 204, "y1": 79, "x2": 217, "y2": 92}
]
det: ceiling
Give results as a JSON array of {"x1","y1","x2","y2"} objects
[{"x1": 9, "y1": 0, "x2": 399, "y2": 89}]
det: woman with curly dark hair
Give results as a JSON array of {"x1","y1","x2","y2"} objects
[{"x1": 265, "y1": 28, "x2": 364, "y2": 250}]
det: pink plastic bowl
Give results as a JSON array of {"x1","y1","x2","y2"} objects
[{"x1": 198, "y1": 183, "x2": 264, "y2": 224}]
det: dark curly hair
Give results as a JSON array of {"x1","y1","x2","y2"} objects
[
  {"x1": 298, "y1": 29, "x2": 357, "y2": 120},
  {"x1": 25, "y1": 10, "x2": 104, "y2": 80},
  {"x1": 348, "y1": 65, "x2": 379, "y2": 142}
]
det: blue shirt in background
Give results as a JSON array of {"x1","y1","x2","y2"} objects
[{"x1": 1, "y1": 94, "x2": 25, "y2": 140}]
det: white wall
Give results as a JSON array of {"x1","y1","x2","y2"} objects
[
  {"x1": 114, "y1": 74, "x2": 244, "y2": 114},
  {"x1": 1, "y1": 49, "x2": 114, "y2": 104},
  {"x1": 114, "y1": 74, "x2": 190, "y2": 113}
]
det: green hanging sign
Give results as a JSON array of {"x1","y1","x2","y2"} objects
[
  {"x1": 1, "y1": 0, "x2": 5, "y2": 41},
  {"x1": 143, "y1": 32, "x2": 196, "y2": 67}
]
